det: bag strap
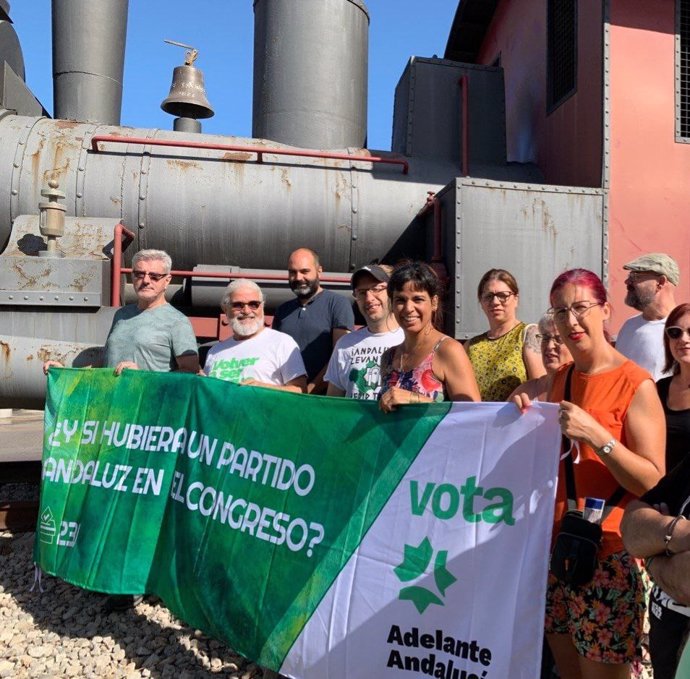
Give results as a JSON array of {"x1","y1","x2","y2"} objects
[
  {"x1": 561, "y1": 364, "x2": 625, "y2": 510},
  {"x1": 562, "y1": 366, "x2": 577, "y2": 502}
]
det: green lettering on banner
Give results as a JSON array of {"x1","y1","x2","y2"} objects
[{"x1": 35, "y1": 369, "x2": 451, "y2": 671}]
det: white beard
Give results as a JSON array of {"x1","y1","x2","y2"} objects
[{"x1": 231, "y1": 315, "x2": 264, "y2": 338}]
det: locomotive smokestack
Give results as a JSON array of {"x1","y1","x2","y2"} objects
[
  {"x1": 252, "y1": 0, "x2": 369, "y2": 150},
  {"x1": 52, "y1": 0, "x2": 129, "y2": 124}
]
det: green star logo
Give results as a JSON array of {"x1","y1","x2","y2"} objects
[{"x1": 393, "y1": 537, "x2": 457, "y2": 613}]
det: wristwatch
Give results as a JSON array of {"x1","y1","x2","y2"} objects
[{"x1": 596, "y1": 438, "x2": 617, "y2": 457}]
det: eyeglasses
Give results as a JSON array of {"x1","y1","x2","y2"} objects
[
  {"x1": 132, "y1": 270, "x2": 169, "y2": 282},
  {"x1": 481, "y1": 291, "x2": 515, "y2": 304},
  {"x1": 230, "y1": 301, "x2": 263, "y2": 311},
  {"x1": 665, "y1": 326, "x2": 690, "y2": 340},
  {"x1": 548, "y1": 301, "x2": 601, "y2": 322},
  {"x1": 353, "y1": 283, "x2": 387, "y2": 299},
  {"x1": 536, "y1": 333, "x2": 564, "y2": 345}
]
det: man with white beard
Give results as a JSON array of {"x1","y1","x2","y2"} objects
[{"x1": 203, "y1": 279, "x2": 307, "y2": 392}]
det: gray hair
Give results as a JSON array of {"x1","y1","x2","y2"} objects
[
  {"x1": 132, "y1": 249, "x2": 172, "y2": 274},
  {"x1": 221, "y1": 279, "x2": 264, "y2": 308},
  {"x1": 537, "y1": 312, "x2": 556, "y2": 334}
]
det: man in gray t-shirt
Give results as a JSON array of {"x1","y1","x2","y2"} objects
[
  {"x1": 43, "y1": 248, "x2": 198, "y2": 613},
  {"x1": 45, "y1": 248, "x2": 198, "y2": 374}
]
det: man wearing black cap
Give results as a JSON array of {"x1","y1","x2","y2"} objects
[
  {"x1": 617, "y1": 252, "x2": 679, "y2": 380},
  {"x1": 325, "y1": 264, "x2": 403, "y2": 400}
]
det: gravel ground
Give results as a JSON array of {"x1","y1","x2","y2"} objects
[
  {"x1": 0, "y1": 531, "x2": 271, "y2": 679},
  {"x1": 0, "y1": 528, "x2": 654, "y2": 679}
]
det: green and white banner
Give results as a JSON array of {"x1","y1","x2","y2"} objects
[{"x1": 36, "y1": 369, "x2": 561, "y2": 679}]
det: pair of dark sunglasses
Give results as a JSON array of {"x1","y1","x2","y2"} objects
[
  {"x1": 132, "y1": 270, "x2": 168, "y2": 282},
  {"x1": 665, "y1": 326, "x2": 690, "y2": 340},
  {"x1": 230, "y1": 301, "x2": 262, "y2": 311}
]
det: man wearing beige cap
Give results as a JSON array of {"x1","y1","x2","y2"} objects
[{"x1": 616, "y1": 252, "x2": 679, "y2": 380}]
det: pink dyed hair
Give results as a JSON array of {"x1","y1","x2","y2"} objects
[{"x1": 549, "y1": 268, "x2": 608, "y2": 306}]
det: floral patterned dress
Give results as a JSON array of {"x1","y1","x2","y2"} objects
[{"x1": 378, "y1": 337, "x2": 447, "y2": 402}]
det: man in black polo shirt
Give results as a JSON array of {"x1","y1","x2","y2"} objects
[{"x1": 273, "y1": 247, "x2": 354, "y2": 394}]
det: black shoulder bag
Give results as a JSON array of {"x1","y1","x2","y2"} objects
[{"x1": 550, "y1": 366, "x2": 626, "y2": 587}]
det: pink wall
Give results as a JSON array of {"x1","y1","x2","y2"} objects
[
  {"x1": 608, "y1": 0, "x2": 689, "y2": 328},
  {"x1": 476, "y1": 0, "x2": 602, "y2": 188}
]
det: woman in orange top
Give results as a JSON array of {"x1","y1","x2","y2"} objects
[{"x1": 515, "y1": 268, "x2": 665, "y2": 679}]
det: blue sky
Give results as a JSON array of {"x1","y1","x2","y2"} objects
[{"x1": 10, "y1": 1, "x2": 458, "y2": 151}]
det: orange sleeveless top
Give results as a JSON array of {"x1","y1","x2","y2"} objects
[{"x1": 549, "y1": 360, "x2": 652, "y2": 557}]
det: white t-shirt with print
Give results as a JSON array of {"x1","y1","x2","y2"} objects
[
  {"x1": 204, "y1": 328, "x2": 306, "y2": 386},
  {"x1": 325, "y1": 326, "x2": 404, "y2": 400}
]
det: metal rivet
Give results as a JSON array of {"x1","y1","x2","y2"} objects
[{"x1": 68, "y1": 296, "x2": 74, "y2": 301}]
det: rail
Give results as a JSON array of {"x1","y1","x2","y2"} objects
[
  {"x1": 91, "y1": 135, "x2": 409, "y2": 175},
  {"x1": 111, "y1": 223, "x2": 136, "y2": 307},
  {"x1": 109, "y1": 224, "x2": 353, "y2": 306}
]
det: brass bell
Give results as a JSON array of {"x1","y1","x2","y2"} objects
[{"x1": 161, "y1": 64, "x2": 214, "y2": 119}]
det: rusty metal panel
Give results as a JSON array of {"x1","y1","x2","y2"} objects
[
  {"x1": 0, "y1": 335, "x2": 104, "y2": 409},
  {"x1": 6, "y1": 215, "x2": 118, "y2": 258},
  {"x1": 0, "y1": 214, "x2": 113, "y2": 307},
  {"x1": 442, "y1": 178, "x2": 605, "y2": 339},
  {"x1": 0, "y1": 256, "x2": 110, "y2": 307}
]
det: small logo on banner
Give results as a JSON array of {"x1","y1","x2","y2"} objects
[
  {"x1": 39, "y1": 507, "x2": 56, "y2": 544},
  {"x1": 394, "y1": 537, "x2": 457, "y2": 613}
]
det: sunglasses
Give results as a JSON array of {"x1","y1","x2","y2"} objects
[
  {"x1": 665, "y1": 326, "x2": 690, "y2": 340},
  {"x1": 132, "y1": 270, "x2": 168, "y2": 282},
  {"x1": 230, "y1": 301, "x2": 263, "y2": 311}
]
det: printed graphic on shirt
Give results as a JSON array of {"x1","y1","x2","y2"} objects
[
  {"x1": 208, "y1": 357, "x2": 259, "y2": 383},
  {"x1": 348, "y1": 358, "x2": 382, "y2": 399}
]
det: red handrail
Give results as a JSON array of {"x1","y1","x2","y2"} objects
[
  {"x1": 458, "y1": 76, "x2": 469, "y2": 177},
  {"x1": 121, "y1": 268, "x2": 353, "y2": 284},
  {"x1": 111, "y1": 258, "x2": 353, "y2": 308},
  {"x1": 111, "y1": 223, "x2": 136, "y2": 306},
  {"x1": 91, "y1": 135, "x2": 409, "y2": 175}
]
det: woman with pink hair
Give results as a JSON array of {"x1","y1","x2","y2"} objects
[{"x1": 515, "y1": 268, "x2": 665, "y2": 679}]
